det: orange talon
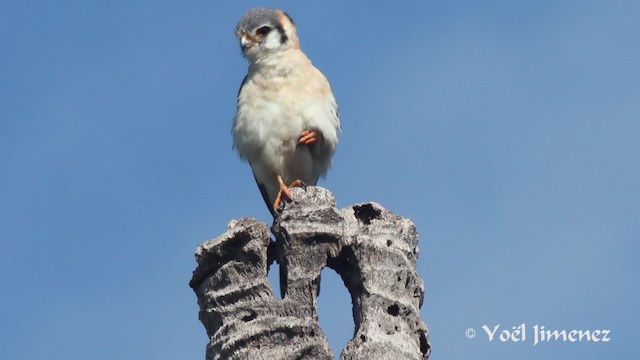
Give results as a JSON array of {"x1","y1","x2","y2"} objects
[
  {"x1": 273, "y1": 192, "x2": 284, "y2": 211},
  {"x1": 273, "y1": 176, "x2": 305, "y2": 210},
  {"x1": 288, "y1": 179, "x2": 304, "y2": 188},
  {"x1": 299, "y1": 130, "x2": 318, "y2": 145}
]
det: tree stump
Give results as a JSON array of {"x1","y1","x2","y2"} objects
[{"x1": 189, "y1": 187, "x2": 431, "y2": 359}]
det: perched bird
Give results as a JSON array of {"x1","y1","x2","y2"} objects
[{"x1": 232, "y1": 7, "x2": 340, "y2": 216}]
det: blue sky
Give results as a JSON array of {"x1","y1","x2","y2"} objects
[{"x1": 1, "y1": 1, "x2": 638, "y2": 359}]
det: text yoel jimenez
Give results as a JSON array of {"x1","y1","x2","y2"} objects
[{"x1": 482, "y1": 323, "x2": 611, "y2": 346}]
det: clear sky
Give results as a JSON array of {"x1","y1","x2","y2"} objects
[{"x1": 1, "y1": 1, "x2": 638, "y2": 359}]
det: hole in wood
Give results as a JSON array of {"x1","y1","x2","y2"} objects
[
  {"x1": 317, "y1": 267, "x2": 353, "y2": 355},
  {"x1": 353, "y1": 204, "x2": 381, "y2": 225}
]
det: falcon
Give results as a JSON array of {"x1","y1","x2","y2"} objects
[{"x1": 232, "y1": 7, "x2": 340, "y2": 215}]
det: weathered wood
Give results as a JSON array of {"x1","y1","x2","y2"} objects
[{"x1": 190, "y1": 187, "x2": 431, "y2": 359}]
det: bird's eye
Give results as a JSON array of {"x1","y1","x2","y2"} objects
[{"x1": 256, "y1": 26, "x2": 272, "y2": 36}]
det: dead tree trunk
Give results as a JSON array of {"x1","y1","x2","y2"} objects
[{"x1": 189, "y1": 187, "x2": 431, "y2": 359}]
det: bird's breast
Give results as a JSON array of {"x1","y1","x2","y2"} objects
[
  {"x1": 232, "y1": 51, "x2": 338, "y2": 182},
  {"x1": 233, "y1": 77, "x2": 304, "y2": 166}
]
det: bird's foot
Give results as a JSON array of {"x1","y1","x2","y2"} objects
[
  {"x1": 299, "y1": 130, "x2": 318, "y2": 145},
  {"x1": 273, "y1": 176, "x2": 306, "y2": 210}
]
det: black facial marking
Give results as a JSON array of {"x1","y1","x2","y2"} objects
[
  {"x1": 282, "y1": 11, "x2": 295, "y2": 26},
  {"x1": 276, "y1": 25, "x2": 288, "y2": 45},
  {"x1": 256, "y1": 25, "x2": 271, "y2": 36}
]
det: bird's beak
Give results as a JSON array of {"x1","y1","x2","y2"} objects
[{"x1": 240, "y1": 33, "x2": 255, "y2": 49}]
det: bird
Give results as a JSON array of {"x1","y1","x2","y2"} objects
[{"x1": 232, "y1": 7, "x2": 340, "y2": 216}]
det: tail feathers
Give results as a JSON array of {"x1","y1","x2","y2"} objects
[{"x1": 254, "y1": 175, "x2": 276, "y2": 217}]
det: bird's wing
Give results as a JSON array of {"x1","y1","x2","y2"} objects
[
  {"x1": 237, "y1": 74, "x2": 249, "y2": 98},
  {"x1": 301, "y1": 68, "x2": 340, "y2": 146},
  {"x1": 231, "y1": 75, "x2": 249, "y2": 142}
]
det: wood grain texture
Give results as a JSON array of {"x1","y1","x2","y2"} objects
[{"x1": 190, "y1": 187, "x2": 431, "y2": 359}]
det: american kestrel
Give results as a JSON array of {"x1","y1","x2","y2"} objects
[{"x1": 232, "y1": 8, "x2": 340, "y2": 216}]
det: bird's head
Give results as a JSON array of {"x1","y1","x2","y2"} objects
[{"x1": 235, "y1": 7, "x2": 299, "y2": 62}]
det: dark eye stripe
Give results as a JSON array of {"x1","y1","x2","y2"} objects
[{"x1": 256, "y1": 26, "x2": 271, "y2": 36}]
